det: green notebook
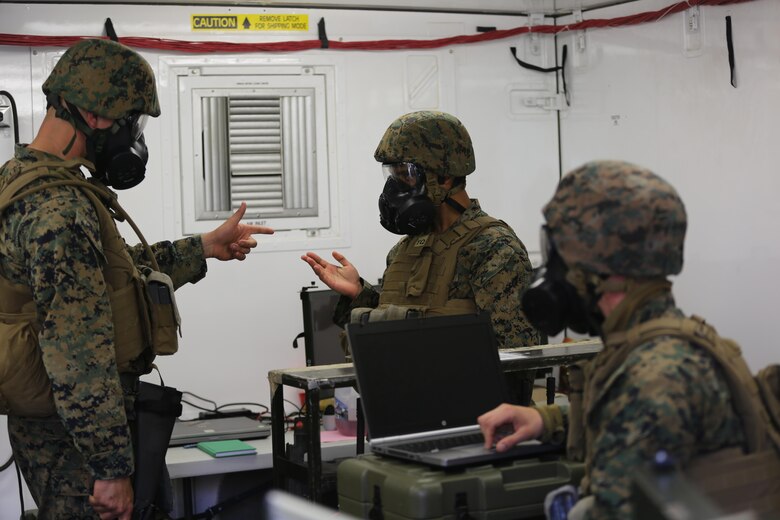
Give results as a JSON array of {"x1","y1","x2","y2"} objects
[{"x1": 197, "y1": 439, "x2": 257, "y2": 458}]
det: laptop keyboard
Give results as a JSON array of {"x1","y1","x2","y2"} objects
[{"x1": 393, "y1": 432, "x2": 485, "y2": 453}]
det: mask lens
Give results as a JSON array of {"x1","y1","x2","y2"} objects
[
  {"x1": 382, "y1": 163, "x2": 423, "y2": 193},
  {"x1": 113, "y1": 113, "x2": 148, "y2": 140},
  {"x1": 131, "y1": 114, "x2": 148, "y2": 140}
]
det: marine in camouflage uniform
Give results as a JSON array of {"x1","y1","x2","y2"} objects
[
  {"x1": 326, "y1": 111, "x2": 540, "y2": 349},
  {"x1": 479, "y1": 161, "x2": 746, "y2": 519},
  {"x1": 0, "y1": 39, "x2": 271, "y2": 519}
]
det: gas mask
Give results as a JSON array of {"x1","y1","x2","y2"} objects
[
  {"x1": 378, "y1": 162, "x2": 435, "y2": 235},
  {"x1": 48, "y1": 93, "x2": 150, "y2": 190},
  {"x1": 520, "y1": 226, "x2": 601, "y2": 337},
  {"x1": 87, "y1": 113, "x2": 150, "y2": 190}
]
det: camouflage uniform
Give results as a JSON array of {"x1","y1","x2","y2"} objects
[
  {"x1": 537, "y1": 291, "x2": 744, "y2": 518},
  {"x1": 0, "y1": 145, "x2": 206, "y2": 518},
  {"x1": 532, "y1": 161, "x2": 745, "y2": 519},
  {"x1": 0, "y1": 39, "x2": 202, "y2": 518},
  {"x1": 334, "y1": 199, "x2": 540, "y2": 349}
]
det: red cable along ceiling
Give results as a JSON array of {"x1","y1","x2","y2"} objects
[{"x1": 0, "y1": 0, "x2": 757, "y2": 53}]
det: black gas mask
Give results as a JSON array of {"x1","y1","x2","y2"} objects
[
  {"x1": 87, "y1": 113, "x2": 150, "y2": 190},
  {"x1": 378, "y1": 162, "x2": 435, "y2": 235},
  {"x1": 520, "y1": 226, "x2": 601, "y2": 337},
  {"x1": 48, "y1": 93, "x2": 150, "y2": 190}
]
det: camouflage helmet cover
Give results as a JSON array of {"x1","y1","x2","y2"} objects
[
  {"x1": 374, "y1": 111, "x2": 476, "y2": 177},
  {"x1": 42, "y1": 38, "x2": 160, "y2": 120},
  {"x1": 544, "y1": 160, "x2": 687, "y2": 278}
]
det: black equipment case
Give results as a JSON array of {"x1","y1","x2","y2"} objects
[{"x1": 337, "y1": 454, "x2": 584, "y2": 520}]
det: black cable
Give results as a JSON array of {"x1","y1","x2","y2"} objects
[
  {"x1": 0, "y1": 90, "x2": 20, "y2": 145},
  {"x1": 15, "y1": 459, "x2": 24, "y2": 520},
  {"x1": 0, "y1": 454, "x2": 12, "y2": 472},
  {"x1": 181, "y1": 391, "x2": 218, "y2": 409},
  {"x1": 215, "y1": 402, "x2": 269, "y2": 413}
]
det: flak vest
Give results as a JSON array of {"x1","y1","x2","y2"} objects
[
  {"x1": 0, "y1": 160, "x2": 180, "y2": 417},
  {"x1": 567, "y1": 315, "x2": 780, "y2": 515},
  {"x1": 350, "y1": 216, "x2": 506, "y2": 323}
]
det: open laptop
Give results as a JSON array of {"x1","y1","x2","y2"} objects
[
  {"x1": 169, "y1": 416, "x2": 270, "y2": 447},
  {"x1": 346, "y1": 313, "x2": 561, "y2": 468}
]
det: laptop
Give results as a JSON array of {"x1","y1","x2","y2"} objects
[
  {"x1": 169, "y1": 416, "x2": 271, "y2": 447},
  {"x1": 346, "y1": 313, "x2": 561, "y2": 468}
]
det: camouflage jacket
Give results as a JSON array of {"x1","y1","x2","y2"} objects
[
  {"x1": 334, "y1": 199, "x2": 541, "y2": 348},
  {"x1": 538, "y1": 291, "x2": 745, "y2": 519},
  {"x1": 0, "y1": 145, "x2": 207, "y2": 480}
]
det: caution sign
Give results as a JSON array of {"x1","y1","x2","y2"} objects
[{"x1": 191, "y1": 14, "x2": 309, "y2": 31}]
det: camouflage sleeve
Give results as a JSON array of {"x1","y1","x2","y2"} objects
[
  {"x1": 459, "y1": 227, "x2": 541, "y2": 348},
  {"x1": 585, "y1": 340, "x2": 741, "y2": 519},
  {"x1": 332, "y1": 280, "x2": 379, "y2": 328},
  {"x1": 126, "y1": 235, "x2": 207, "y2": 290},
  {"x1": 19, "y1": 188, "x2": 133, "y2": 480}
]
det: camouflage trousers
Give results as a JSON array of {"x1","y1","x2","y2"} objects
[{"x1": 8, "y1": 414, "x2": 102, "y2": 519}]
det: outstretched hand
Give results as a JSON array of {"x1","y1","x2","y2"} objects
[
  {"x1": 301, "y1": 251, "x2": 362, "y2": 299},
  {"x1": 202, "y1": 202, "x2": 274, "y2": 261}
]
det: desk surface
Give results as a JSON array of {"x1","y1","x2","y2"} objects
[
  {"x1": 166, "y1": 432, "x2": 357, "y2": 480},
  {"x1": 268, "y1": 339, "x2": 603, "y2": 389}
]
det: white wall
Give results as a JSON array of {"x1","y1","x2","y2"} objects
[
  {"x1": 0, "y1": 4, "x2": 557, "y2": 517},
  {"x1": 558, "y1": 0, "x2": 780, "y2": 371},
  {"x1": 1, "y1": 0, "x2": 778, "y2": 517}
]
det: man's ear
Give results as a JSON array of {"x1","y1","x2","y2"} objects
[
  {"x1": 80, "y1": 109, "x2": 114, "y2": 131},
  {"x1": 437, "y1": 175, "x2": 454, "y2": 189},
  {"x1": 77, "y1": 107, "x2": 99, "y2": 129}
]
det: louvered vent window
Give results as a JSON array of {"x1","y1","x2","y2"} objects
[
  {"x1": 201, "y1": 94, "x2": 316, "y2": 218},
  {"x1": 173, "y1": 66, "x2": 336, "y2": 236}
]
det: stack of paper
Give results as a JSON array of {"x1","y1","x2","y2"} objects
[{"x1": 197, "y1": 439, "x2": 257, "y2": 458}]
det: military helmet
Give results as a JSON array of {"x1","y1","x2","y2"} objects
[
  {"x1": 374, "y1": 111, "x2": 475, "y2": 177},
  {"x1": 42, "y1": 39, "x2": 160, "y2": 120},
  {"x1": 543, "y1": 160, "x2": 687, "y2": 278}
]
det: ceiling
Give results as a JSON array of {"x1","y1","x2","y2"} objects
[{"x1": 7, "y1": 0, "x2": 643, "y2": 17}]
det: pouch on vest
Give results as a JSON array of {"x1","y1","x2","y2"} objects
[
  {"x1": 350, "y1": 304, "x2": 426, "y2": 324},
  {"x1": 0, "y1": 319, "x2": 55, "y2": 417},
  {"x1": 140, "y1": 268, "x2": 181, "y2": 357},
  {"x1": 0, "y1": 273, "x2": 56, "y2": 417}
]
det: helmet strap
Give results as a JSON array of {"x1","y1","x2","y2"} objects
[
  {"x1": 61, "y1": 128, "x2": 78, "y2": 156},
  {"x1": 425, "y1": 173, "x2": 466, "y2": 208},
  {"x1": 46, "y1": 93, "x2": 95, "y2": 153},
  {"x1": 443, "y1": 197, "x2": 467, "y2": 214}
]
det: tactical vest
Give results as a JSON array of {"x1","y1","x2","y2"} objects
[
  {"x1": 568, "y1": 315, "x2": 780, "y2": 515},
  {"x1": 351, "y1": 216, "x2": 505, "y2": 323},
  {"x1": 0, "y1": 160, "x2": 180, "y2": 417}
]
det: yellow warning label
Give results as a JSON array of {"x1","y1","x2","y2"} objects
[{"x1": 191, "y1": 14, "x2": 309, "y2": 31}]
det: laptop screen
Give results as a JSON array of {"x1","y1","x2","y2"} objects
[{"x1": 347, "y1": 313, "x2": 509, "y2": 439}]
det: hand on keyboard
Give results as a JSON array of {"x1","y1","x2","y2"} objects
[{"x1": 477, "y1": 403, "x2": 545, "y2": 452}]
